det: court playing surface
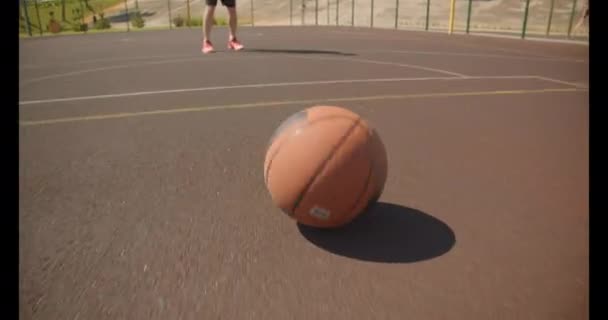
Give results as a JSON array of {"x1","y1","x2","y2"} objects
[{"x1": 19, "y1": 26, "x2": 588, "y2": 319}]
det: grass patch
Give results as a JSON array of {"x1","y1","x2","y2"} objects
[
  {"x1": 19, "y1": 24, "x2": 174, "y2": 39},
  {"x1": 187, "y1": 17, "x2": 201, "y2": 26},
  {"x1": 131, "y1": 10, "x2": 145, "y2": 29},
  {"x1": 19, "y1": 0, "x2": 122, "y2": 34},
  {"x1": 215, "y1": 17, "x2": 228, "y2": 26},
  {"x1": 171, "y1": 16, "x2": 252, "y2": 28}
]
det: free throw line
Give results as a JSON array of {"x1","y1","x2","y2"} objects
[
  {"x1": 20, "y1": 88, "x2": 586, "y2": 126},
  {"x1": 18, "y1": 75, "x2": 570, "y2": 106}
]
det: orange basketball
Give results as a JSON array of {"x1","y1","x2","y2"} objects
[{"x1": 263, "y1": 105, "x2": 388, "y2": 228}]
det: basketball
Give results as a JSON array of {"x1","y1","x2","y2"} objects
[{"x1": 263, "y1": 105, "x2": 388, "y2": 228}]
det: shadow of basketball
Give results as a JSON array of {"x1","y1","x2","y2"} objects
[{"x1": 297, "y1": 202, "x2": 456, "y2": 263}]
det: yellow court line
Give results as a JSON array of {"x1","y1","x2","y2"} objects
[{"x1": 20, "y1": 88, "x2": 586, "y2": 127}]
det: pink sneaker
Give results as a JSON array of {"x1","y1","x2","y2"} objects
[
  {"x1": 227, "y1": 37, "x2": 244, "y2": 51},
  {"x1": 202, "y1": 40, "x2": 214, "y2": 54}
]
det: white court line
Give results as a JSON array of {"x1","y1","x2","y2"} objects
[
  {"x1": 326, "y1": 30, "x2": 561, "y2": 59},
  {"x1": 325, "y1": 55, "x2": 586, "y2": 88},
  {"x1": 19, "y1": 53, "x2": 199, "y2": 70},
  {"x1": 454, "y1": 74, "x2": 586, "y2": 89},
  {"x1": 20, "y1": 48, "x2": 581, "y2": 88},
  {"x1": 533, "y1": 76, "x2": 588, "y2": 89},
  {"x1": 18, "y1": 75, "x2": 576, "y2": 106},
  {"x1": 465, "y1": 31, "x2": 589, "y2": 46},
  {"x1": 20, "y1": 88, "x2": 587, "y2": 126},
  {"x1": 18, "y1": 55, "x2": 273, "y2": 86},
  {"x1": 19, "y1": 53, "x2": 467, "y2": 87},
  {"x1": 19, "y1": 46, "x2": 583, "y2": 71},
  {"x1": 362, "y1": 49, "x2": 587, "y2": 63},
  {"x1": 288, "y1": 55, "x2": 468, "y2": 78}
]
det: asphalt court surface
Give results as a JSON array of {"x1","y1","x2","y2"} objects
[{"x1": 19, "y1": 26, "x2": 588, "y2": 319}]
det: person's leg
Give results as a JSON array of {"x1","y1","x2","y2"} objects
[
  {"x1": 227, "y1": 6, "x2": 238, "y2": 40},
  {"x1": 202, "y1": 0, "x2": 217, "y2": 53},
  {"x1": 203, "y1": 3, "x2": 216, "y2": 42},
  {"x1": 222, "y1": 0, "x2": 244, "y2": 50}
]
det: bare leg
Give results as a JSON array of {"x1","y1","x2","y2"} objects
[
  {"x1": 227, "y1": 6, "x2": 237, "y2": 40},
  {"x1": 203, "y1": 5, "x2": 216, "y2": 41}
]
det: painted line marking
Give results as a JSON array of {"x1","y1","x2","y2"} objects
[
  {"x1": 19, "y1": 55, "x2": 273, "y2": 86},
  {"x1": 19, "y1": 75, "x2": 561, "y2": 106},
  {"x1": 19, "y1": 45, "x2": 585, "y2": 71},
  {"x1": 19, "y1": 53, "x2": 199, "y2": 69},
  {"x1": 362, "y1": 49, "x2": 587, "y2": 63},
  {"x1": 20, "y1": 88, "x2": 586, "y2": 126},
  {"x1": 533, "y1": 76, "x2": 588, "y2": 89},
  {"x1": 20, "y1": 50, "x2": 584, "y2": 93},
  {"x1": 289, "y1": 55, "x2": 468, "y2": 78},
  {"x1": 20, "y1": 53, "x2": 466, "y2": 86},
  {"x1": 326, "y1": 30, "x2": 586, "y2": 60}
]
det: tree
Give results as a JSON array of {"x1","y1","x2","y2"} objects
[{"x1": 83, "y1": 0, "x2": 95, "y2": 14}]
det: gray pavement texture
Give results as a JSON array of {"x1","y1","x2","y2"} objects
[{"x1": 19, "y1": 26, "x2": 588, "y2": 320}]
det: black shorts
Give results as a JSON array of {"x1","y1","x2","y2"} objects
[{"x1": 206, "y1": 0, "x2": 235, "y2": 7}]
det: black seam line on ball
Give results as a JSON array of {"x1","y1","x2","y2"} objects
[
  {"x1": 345, "y1": 162, "x2": 374, "y2": 217},
  {"x1": 290, "y1": 117, "x2": 362, "y2": 216},
  {"x1": 264, "y1": 115, "x2": 358, "y2": 188}
]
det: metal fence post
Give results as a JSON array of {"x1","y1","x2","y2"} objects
[
  {"x1": 327, "y1": 0, "x2": 330, "y2": 25},
  {"x1": 465, "y1": 0, "x2": 472, "y2": 33},
  {"x1": 167, "y1": 0, "x2": 172, "y2": 29},
  {"x1": 336, "y1": 0, "x2": 339, "y2": 26},
  {"x1": 394, "y1": 0, "x2": 399, "y2": 29},
  {"x1": 315, "y1": 0, "x2": 318, "y2": 25},
  {"x1": 124, "y1": 0, "x2": 130, "y2": 31},
  {"x1": 290, "y1": 0, "x2": 293, "y2": 25},
  {"x1": 186, "y1": 0, "x2": 191, "y2": 26},
  {"x1": 546, "y1": 0, "x2": 555, "y2": 36},
  {"x1": 61, "y1": 0, "x2": 66, "y2": 22},
  {"x1": 448, "y1": 0, "x2": 456, "y2": 34},
  {"x1": 301, "y1": 0, "x2": 305, "y2": 25},
  {"x1": 80, "y1": 0, "x2": 85, "y2": 31},
  {"x1": 425, "y1": 0, "x2": 430, "y2": 30},
  {"x1": 33, "y1": 0, "x2": 42, "y2": 35},
  {"x1": 351, "y1": 0, "x2": 354, "y2": 26},
  {"x1": 567, "y1": 0, "x2": 578, "y2": 38},
  {"x1": 250, "y1": 0, "x2": 254, "y2": 26},
  {"x1": 371, "y1": 0, "x2": 374, "y2": 27},
  {"x1": 521, "y1": 0, "x2": 531, "y2": 39},
  {"x1": 21, "y1": 0, "x2": 32, "y2": 36}
]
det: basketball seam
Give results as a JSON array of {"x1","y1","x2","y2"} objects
[
  {"x1": 290, "y1": 117, "x2": 363, "y2": 216},
  {"x1": 264, "y1": 114, "x2": 358, "y2": 188},
  {"x1": 344, "y1": 162, "x2": 374, "y2": 220}
]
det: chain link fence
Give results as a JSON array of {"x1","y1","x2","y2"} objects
[{"x1": 19, "y1": 0, "x2": 589, "y2": 40}]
